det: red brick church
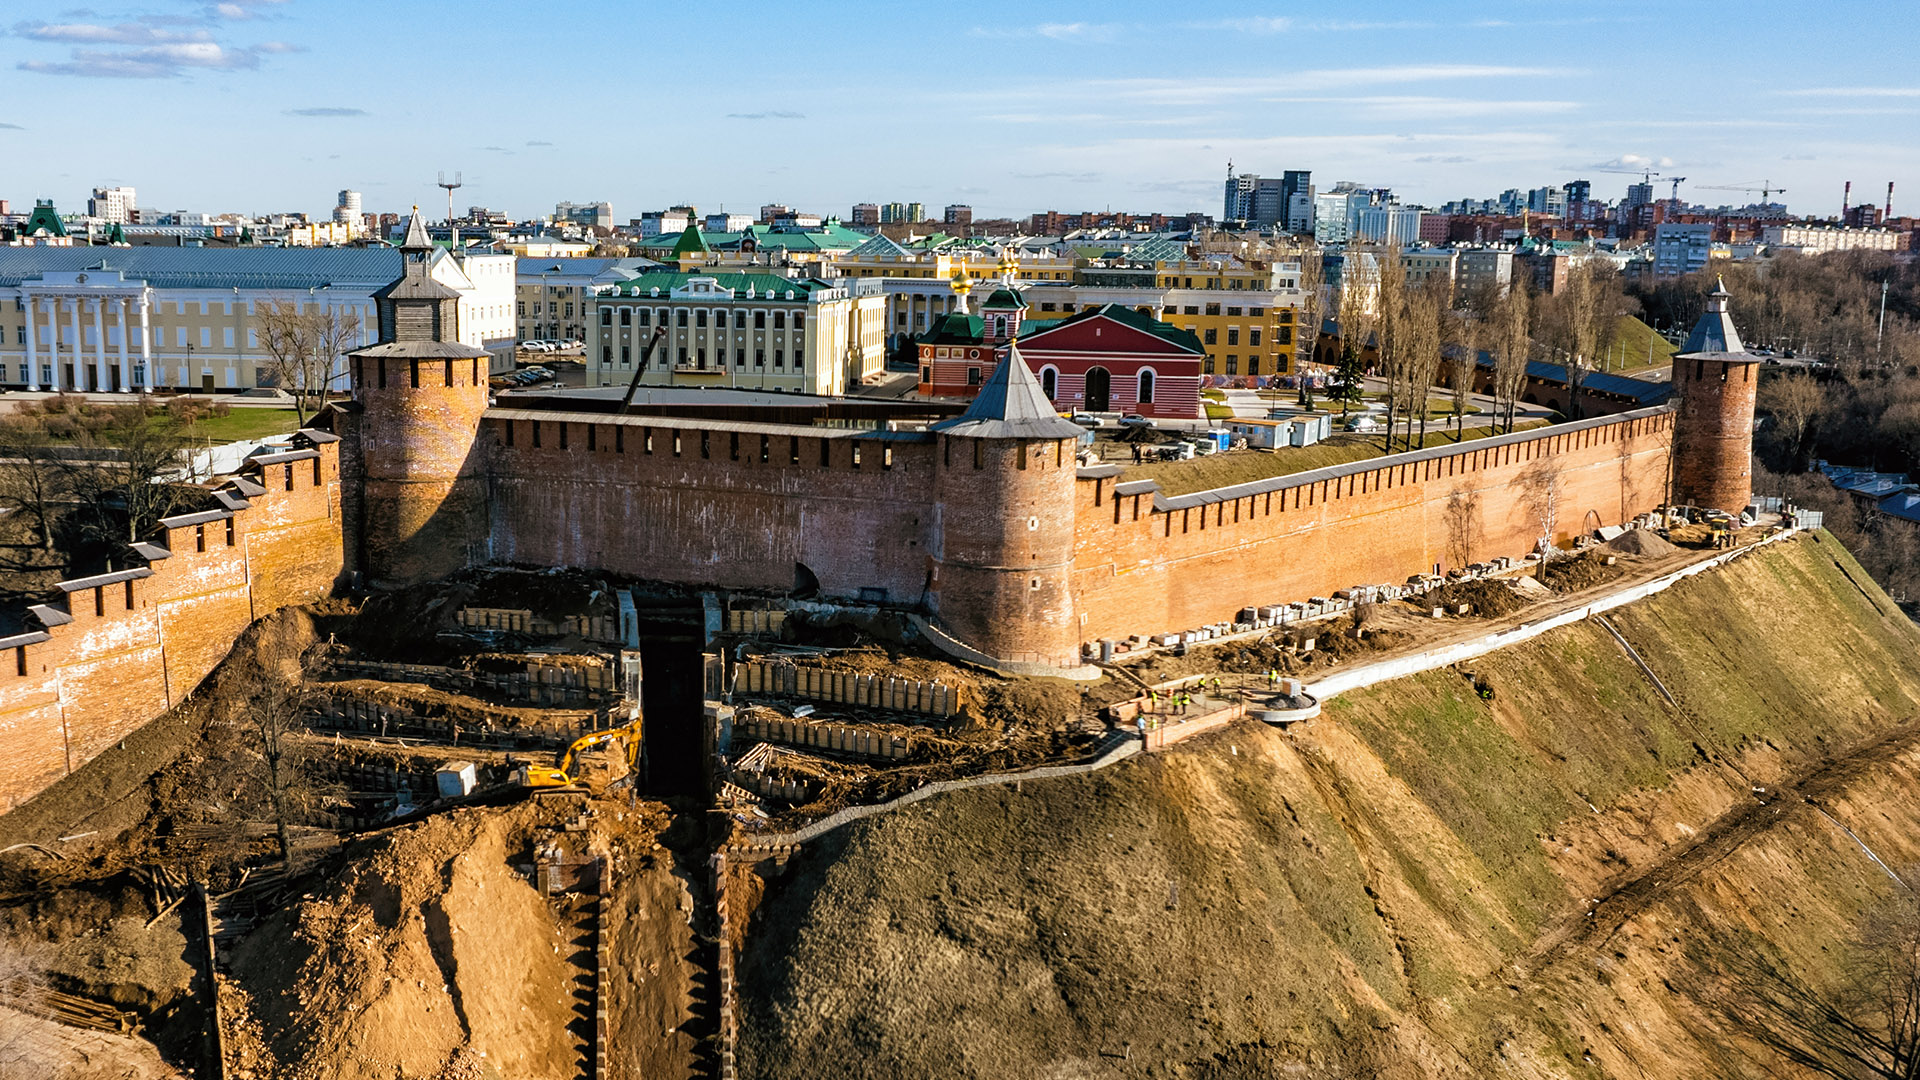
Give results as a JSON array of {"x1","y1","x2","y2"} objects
[{"x1": 916, "y1": 284, "x2": 1204, "y2": 420}]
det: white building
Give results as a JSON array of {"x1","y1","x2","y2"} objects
[
  {"x1": 0, "y1": 239, "x2": 515, "y2": 392},
  {"x1": 1760, "y1": 224, "x2": 1901, "y2": 254},
  {"x1": 88, "y1": 186, "x2": 137, "y2": 225},
  {"x1": 1654, "y1": 223, "x2": 1716, "y2": 277},
  {"x1": 334, "y1": 190, "x2": 362, "y2": 228}
]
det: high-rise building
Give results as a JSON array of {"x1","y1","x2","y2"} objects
[
  {"x1": 1563, "y1": 179, "x2": 1592, "y2": 221},
  {"x1": 1281, "y1": 171, "x2": 1313, "y2": 233},
  {"x1": 943, "y1": 204, "x2": 973, "y2": 229},
  {"x1": 1625, "y1": 182, "x2": 1655, "y2": 210},
  {"x1": 555, "y1": 201, "x2": 613, "y2": 229},
  {"x1": 334, "y1": 189, "x2": 362, "y2": 227},
  {"x1": 88, "y1": 186, "x2": 136, "y2": 224},
  {"x1": 1224, "y1": 168, "x2": 1293, "y2": 227},
  {"x1": 850, "y1": 203, "x2": 881, "y2": 226}
]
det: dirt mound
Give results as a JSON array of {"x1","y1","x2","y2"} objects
[
  {"x1": 1425, "y1": 578, "x2": 1532, "y2": 618},
  {"x1": 1607, "y1": 528, "x2": 1679, "y2": 557},
  {"x1": 222, "y1": 805, "x2": 581, "y2": 1080},
  {"x1": 1538, "y1": 548, "x2": 1632, "y2": 593}
]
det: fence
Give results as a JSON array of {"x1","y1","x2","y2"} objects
[
  {"x1": 329, "y1": 658, "x2": 619, "y2": 707},
  {"x1": 311, "y1": 690, "x2": 603, "y2": 747},
  {"x1": 725, "y1": 609, "x2": 788, "y2": 635},
  {"x1": 457, "y1": 606, "x2": 622, "y2": 643},
  {"x1": 731, "y1": 660, "x2": 956, "y2": 717}
]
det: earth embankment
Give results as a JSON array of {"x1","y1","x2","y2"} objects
[{"x1": 736, "y1": 533, "x2": 1920, "y2": 1078}]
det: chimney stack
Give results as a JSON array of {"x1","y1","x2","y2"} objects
[
  {"x1": 1888, "y1": 182, "x2": 1896, "y2": 220},
  {"x1": 1843, "y1": 181, "x2": 1851, "y2": 216}
]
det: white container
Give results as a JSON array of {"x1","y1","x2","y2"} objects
[{"x1": 436, "y1": 761, "x2": 478, "y2": 799}]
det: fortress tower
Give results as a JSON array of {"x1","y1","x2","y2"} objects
[
  {"x1": 345, "y1": 211, "x2": 491, "y2": 585},
  {"x1": 1671, "y1": 278, "x2": 1761, "y2": 514},
  {"x1": 929, "y1": 347, "x2": 1086, "y2": 668}
]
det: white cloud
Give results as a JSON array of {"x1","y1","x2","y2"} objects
[
  {"x1": 1266, "y1": 95, "x2": 1581, "y2": 118},
  {"x1": 21, "y1": 40, "x2": 266, "y2": 77},
  {"x1": 969, "y1": 21, "x2": 1121, "y2": 42},
  {"x1": 1187, "y1": 16, "x2": 1292, "y2": 34},
  {"x1": 13, "y1": 21, "x2": 211, "y2": 44},
  {"x1": 1777, "y1": 86, "x2": 1920, "y2": 97},
  {"x1": 287, "y1": 106, "x2": 364, "y2": 117}
]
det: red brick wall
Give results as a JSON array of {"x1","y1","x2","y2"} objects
[
  {"x1": 1071, "y1": 410, "x2": 1676, "y2": 646},
  {"x1": 0, "y1": 443, "x2": 344, "y2": 811},
  {"x1": 1672, "y1": 356, "x2": 1759, "y2": 513},
  {"x1": 355, "y1": 357, "x2": 491, "y2": 585},
  {"x1": 487, "y1": 415, "x2": 940, "y2": 606}
]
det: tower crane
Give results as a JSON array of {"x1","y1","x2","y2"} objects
[
  {"x1": 1699, "y1": 180, "x2": 1786, "y2": 202},
  {"x1": 1666, "y1": 176, "x2": 1687, "y2": 203}
]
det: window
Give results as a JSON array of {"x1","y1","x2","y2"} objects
[
  {"x1": 759, "y1": 434, "x2": 770, "y2": 463},
  {"x1": 733, "y1": 310, "x2": 746, "y2": 328},
  {"x1": 735, "y1": 348, "x2": 746, "y2": 367},
  {"x1": 195, "y1": 525, "x2": 206, "y2": 552},
  {"x1": 755, "y1": 348, "x2": 766, "y2": 367},
  {"x1": 1205, "y1": 303, "x2": 1221, "y2": 316},
  {"x1": 774, "y1": 311, "x2": 786, "y2": 329},
  {"x1": 968, "y1": 367, "x2": 981, "y2": 386},
  {"x1": 620, "y1": 309, "x2": 631, "y2": 326},
  {"x1": 696, "y1": 310, "x2": 707, "y2": 328},
  {"x1": 1277, "y1": 327, "x2": 1292, "y2": 345},
  {"x1": 677, "y1": 347, "x2": 688, "y2": 366},
  {"x1": 621, "y1": 346, "x2": 630, "y2": 364},
  {"x1": 729, "y1": 431, "x2": 739, "y2": 460},
  {"x1": 1250, "y1": 306, "x2": 1265, "y2": 316},
  {"x1": 677, "y1": 310, "x2": 688, "y2": 327},
  {"x1": 754, "y1": 311, "x2": 766, "y2": 329},
  {"x1": 1138, "y1": 369, "x2": 1155, "y2": 403},
  {"x1": 600, "y1": 309, "x2": 612, "y2": 326},
  {"x1": 517, "y1": 301, "x2": 525, "y2": 316},
  {"x1": 774, "y1": 349, "x2": 784, "y2": 368},
  {"x1": 226, "y1": 517, "x2": 236, "y2": 545},
  {"x1": 920, "y1": 365, "x2": 931, "y2": 383},
  {"x1": 1040, "y1": 367, "x2": 1057, "y2": 399},
  {"x1": 603, "y1": 346, "x2": 613, "y2": 364},
  {"x1": 1250, "y1": 329, "x2": 1262, "y2": 347},
  {"x1": 638, "y1": 309, "x2": 651, "y2": 326},
  {"x1": 1248, "y1": 358, "x2": 1261, "y2": 376},
  {"x1": 564, "y1": 303, "x2": 574, "y2": 318},
  {"x1": 1226, "y1": 356, "x2": 1239, "y2": 375},
  {"x1": 1227, "y1": 327, "x2": 1239, "y2": 346},
  {"x1": 1227, "y1": 306, "x2": 1243, "y2": 317},
  {"x1": 1183, "y1": 305, "x2": 1198, "y2": 315},
  {"x1": 1204, "y1": 328, "x2": 1217, "y2": 345},
  {"x1": 1204, "y1": 357, "x2": 1216, "y2": 375}
]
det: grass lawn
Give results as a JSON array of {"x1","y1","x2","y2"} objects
[
  {"x1": 1203, "y1": 402, "x2": 1234, "y2": 420},
  {"x1": 1201, "y1": 387, "x2": 1226, "y2": 402},
  {"x1": 178, "y1": 408, "x2": 303, "y2": 444},
  {"x1": 1126, "y1": 419, "x2": 1549, "y2": 495},
  {"x1": 1603, "y1": 315, "x2": 1677, "y2": 373}
]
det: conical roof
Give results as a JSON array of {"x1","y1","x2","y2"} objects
[
  {"x1": 400, "y1": 207, "x2": 432, "y2": 251},
  {"x1": 1677, "y1": 276, "x2": 1757, "y2": 362},
  {"x1": 931, "y1": 346, "x2": 1085, "y2": 440},
  {"x1": 671, "y1": 224, "x2": 709, "y2": 257}
]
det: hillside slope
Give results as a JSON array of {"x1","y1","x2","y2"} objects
[{"x1": 736, "y1": 533, "x2": 1920, "y2": 1078}]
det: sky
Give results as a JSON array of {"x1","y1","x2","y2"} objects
[{"x1": 1, "y1": 0, "x2": 1916, "y2": 224}]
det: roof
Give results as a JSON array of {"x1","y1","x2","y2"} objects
[
  {"x1": 978, "y1": 287, "x2": 1024, "y2": 310},
  {"x1": 918, "y1": 313, "x2": 986, "y2": 346},
  {"x1": 670, "y1": 224, "x2": 709, "y2": 257},
  {"x1": 930, "y1": 346, "x2": 1086, "y2": 441},
  {"x1": 1880, "y1": 492, "x2": 1920, "y2": 523},
  {"x1": 1676, "y1": 277, "x2": 1758, "y2": 363},
  {"x1": 602, "y1": 270, "x2": 836, "y2": 300},
  {"x1": 0, "y1": 247, "x2": 404, "y2": 290},
  {"x1": 1469, "y1": 350, "x2": 1673, "y2": 405},
  {"x1": 23, "y1": 202, "x2": 66, "y2": 238},
  {"x1": 846, "y1": 233, "x2": 914, "y2": 259},
  {"x1": 400, "y1": 210, "x2": 432, "y2": 252},
  {"x1": 1022, "y1": 304, "x2": 1205, "y2": 354}
]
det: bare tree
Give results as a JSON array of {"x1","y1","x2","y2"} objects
[
  {"x1": 1447, "y1": 308, "x2": 1480, "y2": 441},
  {"x1": 63, "y1": 408, "x2": 192, "y2": 550},
  {"x1": 1402, "y1": 281, "x2": 1445, "y2": 449},
  {"x1": 221, "y1": 627, "x2": 317, "y2": 866},
  {"x1": 1518, "y1": 459, "x2": 1564, "y2": 558},
  {"x1": 1759, "y1": 372, "x2": 1828, "y2": 473},
  {"x1": 1494, "y1": 282, "x2": 1532, "y2": 433},
  {"x1": 257, "y1": 298, "x2": 362, "y2": 426},
  {"x1": 1333, "y1": 249, "x2": 1376, "y2": 418},
  {"x1": 1290, "y1": 244, "x2": 1325, "y2": 406},
  {"x1": 1374, "y1": 245, "x2": 1409, "y2": 449},
  {"x1": 0, "y1": 419, "x2": 64, "y2": 552}
]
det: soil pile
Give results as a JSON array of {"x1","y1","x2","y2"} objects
[
  {"x1": 1425, "y1": 578, "x2": 1532, "y2": 618},
  {"x1": 736, "y1": 535, "x2": 1920, "y2": 1079},
  {"x1": 0, "y1": 1004, "x2": 184, "y2": 1078},
  {"x1": 1607, "y1": 527, "x2": 1679, "y2": 557},
  {"x1": 1538, "y1": 548, "x2": 1632, "y2": 592},
  {"x1": 222, "y1": 805, "x2": 580, "y2": 1080}
]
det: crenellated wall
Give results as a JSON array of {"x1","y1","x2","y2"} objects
[
  {"x1": 0, "y1": 433, "x2": 345, "y2": 810},
  {"x1": 1070, "y1": 408, "x2": 1677, "y2": 645}
]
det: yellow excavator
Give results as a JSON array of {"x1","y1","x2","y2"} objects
[{"x1": 512, "y1": 718, "x2": 643, "y2": 795}]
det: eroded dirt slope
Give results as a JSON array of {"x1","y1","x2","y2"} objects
[{"x1": 737, "y1": 533, "x2": 1920, "y2": 1079}]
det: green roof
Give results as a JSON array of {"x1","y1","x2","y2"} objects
[
  {"x1": 1025, "y1": 303, "x2": 1205, "y2": 353},
  {"x1": 671, "y1": 224, "x2": 709, "y2": 256},
  {"x1": 24, "y1": 202, "x2": 66, "y2": 238},
  {"x1": 918, "y1": 313, "x2": 986, "y2": 346},
  {"x1": 604, "y1": 270, "x2": 836, "y2": 298},
  {"x1": 979, "y1": 287, "x2": 1024, "y2": 310}
]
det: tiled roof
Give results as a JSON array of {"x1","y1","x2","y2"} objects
[
  {"x1": 602, "y1": 271, "x2": 835, "y2": 299},
  {"x1": 1677, "y1": 278, "x2": 1756, "y2": 361},
  {"x1": 931, "y1": 346, "x2": 1085, "y2": 441},
  {"x1": 1023, "y1": 304, "x2": 1204, "y2": 354}
]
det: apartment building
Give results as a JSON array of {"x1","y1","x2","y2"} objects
[
  {"x1": 583, "y1": 270, "x2": 887, "y2": 395},
  {"x1": 0, "y1": 242, "x2": 514, "y2": 391},
  {"x1": 516, "y1": 256, "x2": 659, "y2": 344},
  {"x1": 1760, "y1": 224, "x2": 1902, "y2": 254}
]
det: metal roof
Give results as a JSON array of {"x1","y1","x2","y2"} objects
[
  {"x1": 930, "y1": 346, "x2": 1086, "y2": 440},
  {"x1": 1677, "y1": 278, "x2": 1758, "y2": 362},
  {"x1": 0, "y1": 247, "x2": 402, "y2": 290}
]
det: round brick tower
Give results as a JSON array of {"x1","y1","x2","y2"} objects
[
  {"x1": 1671, "y1": 279, "x2": 1761, "y2": 514},
  {"x1": 346, "y1": 211, "x2": 492, "y2": 586},
  {"x1": 930, "y1": 346, "x2": 1086, "y2": 669}
]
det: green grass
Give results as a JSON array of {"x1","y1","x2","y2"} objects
[
  {"x1": 1203, "y1": 403, "x2": 1234, "y2": 420},
  {"x1": 1201, "y1": 388, "x2": 1226, "y2": 402},
  {"x1": 1602, "y1": 315, "x2": 1677, "y2": 373},
  {"x1": 1127, "y1": 419, "x2": 1549, "y2": 496},
  {"x1": 178, "y1": 408, "x2": 303, "y2": 443}
]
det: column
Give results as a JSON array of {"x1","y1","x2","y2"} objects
[
  {"x1": 137, "y1": 294, "x2": 152, "y2": 392},
  {"x1": 46, "y1": 299, "x2": 62, "y2": 392},
  {"x1": 23, "y1": 294, "x2": 38, "y2": 391},
  {"x1": 116, "y1": 297, "x2": 132, "y2": 392},
  {"x1": 67, "y1": 298, "x2": 82, "y2": 392},
  {"x1": 90, "y1": 297, "x2": 107, "y2": 392}
]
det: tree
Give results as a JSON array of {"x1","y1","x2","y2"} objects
[
  {"x1": 1447, "y1": 308, "x2": 1480, "y2": 441},
  {"x1": 1402, "y1": 281, "x2": 1445, "y2": 449},
  {"x1": 0, "y1": 419, "x2": 64, "y2": 552},
  {"x1": 1563, "y1": 260, "x2": 1628, "y2": 420},
  {"x1": 1758, "y1": 372, "x2": 1828, "y2": 473},
  {"x1": 222, "y1": 624, "x2": 317, "y2": 866},
  {"x1": 1334, "y1": 250, "x2": 1376, "y2": 418},
  {"x1": 1493, "y1": 282, "x2": 1532, "y2": 433},
  {"x1": 63, "y1": 407, "x2": 192, "y2": 550},
  {"x1": 1373, "y1": 245, "x2": 1409, "y2": 449},
  {"x1": 257, "y1": 298, "x2": 362, "y2": 426},
  {"x1": 1518, "y1": 459, "x2": 1564, "y2": 558},
  {"x1": 1291, "y1": 243, "x2": 1325, "y2": 408}
]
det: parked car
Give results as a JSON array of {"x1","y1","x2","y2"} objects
[
  {"x1": 1345, "y1": 415, "x2": 1380, "y2": 433},
  {"x1": 1118, "y1": 413, "x2": 1153, "y2": 427},
  {"x1": 1067, "y1": 412, "x2": 1101, "y2": 428}
]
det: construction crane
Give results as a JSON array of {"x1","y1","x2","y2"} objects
[
  {"x1": 1667, "y1": 176, "x2": 1687, "y2": 203},
  {"x1": 1700, "y1": 180, "x2": 1786, "y2": 202}
]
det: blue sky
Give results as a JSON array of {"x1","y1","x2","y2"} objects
[{"x1": 1, "y1": 0, "x2": 1915, "y2": 223}]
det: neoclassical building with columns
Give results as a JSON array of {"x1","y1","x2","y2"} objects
[{"x1": 0, "y1": 246, "x2": 514, "y2": 393}]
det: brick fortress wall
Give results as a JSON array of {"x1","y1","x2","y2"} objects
[
  {"x1": 0, "y1": 437, "x2": 345, "y2": 810},
  {"x1": 1071, "y1": 408, "x2": 1676, "y2": 646},
  {"x1": 485, "y1": 411, "x2": 942, "y2": 605}
]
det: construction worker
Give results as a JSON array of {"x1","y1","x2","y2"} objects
[
  {"x1": 1266, "y1": 667, "x2": 1279, "y2": 688},
  {"x1": 1148, "y1": 688, "x2": 1160, "y2": 713}
]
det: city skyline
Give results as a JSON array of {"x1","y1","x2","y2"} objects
[{"x1": 1, "y1": 0, "x2": 1915, "y2": 221}]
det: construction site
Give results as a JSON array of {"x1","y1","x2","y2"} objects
[{"x1": 3, "y1": 504, "x2": 1866, "y2": 1079}]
